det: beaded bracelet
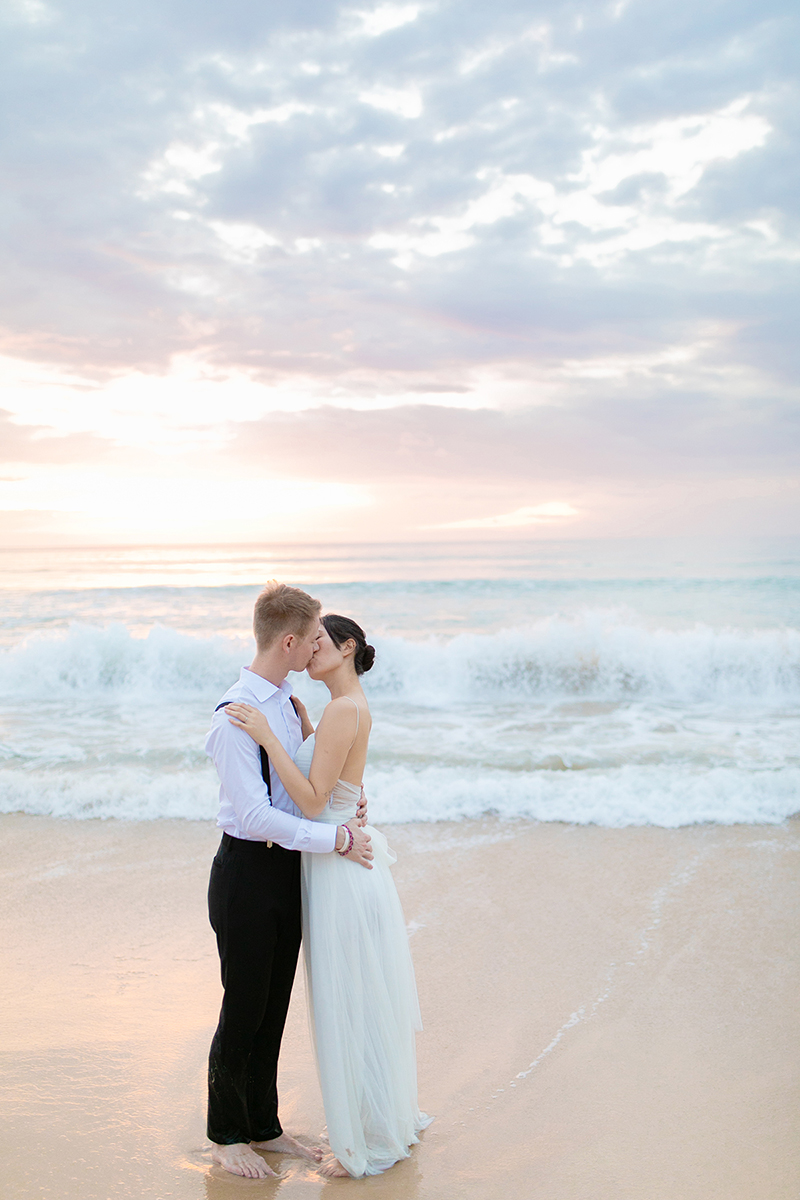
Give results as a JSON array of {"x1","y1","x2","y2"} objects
[{"x1": 336, "y1": 824, "x2": 354, "y2": 857}]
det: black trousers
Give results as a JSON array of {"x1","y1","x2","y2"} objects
[{"x1": 207, "y1": 833, "x2": 302, "y2": 1146}]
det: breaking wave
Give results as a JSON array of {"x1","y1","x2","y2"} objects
[{"x1": 1, "y1": 613, "x2": 799, "y2": 704}]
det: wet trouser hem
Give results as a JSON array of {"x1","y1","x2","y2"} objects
[{"x1": 206, "y1": 1127, "x2": 283, "y2": 1146}]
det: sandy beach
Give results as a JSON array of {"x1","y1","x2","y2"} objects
[{"x1": 1, "y1": 812, "x2": 798, "y2": 1199}]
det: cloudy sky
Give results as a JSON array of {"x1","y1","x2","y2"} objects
[{"x1": 1, "y1": 0, "x2": 797, "y2": 545}]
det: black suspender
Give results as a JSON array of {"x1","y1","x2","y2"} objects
[{"x1": 215, "y1": 697, "x2": 299, "y2": 805}]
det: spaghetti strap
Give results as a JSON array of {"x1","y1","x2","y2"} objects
[{"x1": 342, "y1": 694, "x2": 360, "y2": 746}]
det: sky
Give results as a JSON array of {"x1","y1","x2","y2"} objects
[{"x1": 1, "y1": 0, "x2": 798, "y2": 546}]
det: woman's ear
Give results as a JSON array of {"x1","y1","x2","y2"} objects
[{"x1": 343, "y1": 638, "x2": 357, "y2": 658}]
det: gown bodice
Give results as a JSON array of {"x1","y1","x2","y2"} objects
[{"x1": 294, "y1": 733, "x2": 360, "y2": 823}]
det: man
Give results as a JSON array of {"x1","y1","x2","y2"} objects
[{"x1": 205, "y1": 581, "x2": 373, "y2": 1179}]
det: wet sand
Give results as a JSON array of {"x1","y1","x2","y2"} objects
[{"x1": 1, "y1": 812, "x2": 798, "y2": 1199}]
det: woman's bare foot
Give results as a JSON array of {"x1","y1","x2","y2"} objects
[
  {"x1": 210, "y1": 1142, "x2": 279, "y2": 1178},
  {"x1": 319, "y1": 1155, "x2": 350, "y2": 1177},
  {"x1": 251, "y1": 1132, "x2": 324, "y2": 1163}
]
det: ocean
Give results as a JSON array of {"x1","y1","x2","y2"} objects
[{"x1": 1, "y1": 537, "x2": 798, "y2": 829}]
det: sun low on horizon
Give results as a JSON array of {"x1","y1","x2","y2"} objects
[{"x1": 1, "y1": 0, "x2": 797, "y2": 549}]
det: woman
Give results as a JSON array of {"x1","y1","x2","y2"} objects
[{"x1": 224, "y1": 614, "x2": 430, "y2": 1178}]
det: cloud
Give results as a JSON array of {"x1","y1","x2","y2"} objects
[
  {"x1": 0, "y1": 0, "x2": 797, "y2": 543},
  {"x1": 0, "y1": 0, "x2": 796, "y2": 388},
  {"x1": 0, "y1": 408, "x2": 112, "y2": 464},
  {"x1": 224, "y1": 394, "x2": 800, "y2": 485},
  {"x1": 351, "y1": 4, "x2": 420, "y2": 39}
]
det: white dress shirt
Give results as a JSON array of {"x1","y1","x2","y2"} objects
[{"x1": 205, "y1": 667, "x2": 337, "y2": 854}]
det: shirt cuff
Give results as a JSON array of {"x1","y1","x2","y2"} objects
[{"x1": 293, "y1": 819, "x2": 338, "y2": 854}]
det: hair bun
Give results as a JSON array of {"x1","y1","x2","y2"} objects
[
  {"x1": 358, "y1": 644, "x2": 376, "y2": 673},
  {"x1": 322, "y1": 614, "x2": 375, "y2": 675}
]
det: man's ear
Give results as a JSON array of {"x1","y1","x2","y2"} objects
[{"x1": 282, "y1": 631, "x2": 296, "y2": 653}]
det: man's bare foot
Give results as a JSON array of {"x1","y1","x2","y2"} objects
[
  {"x1": 319, "y1": 1155, "x2": 350, "y2": 1177},
  {"x1": 251, "y1": 1132, "x2": 324, "y2": 1163},
  {"x1": 210, "y1": 1141, "x2": 279, "y2": 1178}
]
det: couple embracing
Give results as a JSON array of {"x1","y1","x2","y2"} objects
[{"x1": 205, "y1": 582, "x2": 430, "y2": 1180}]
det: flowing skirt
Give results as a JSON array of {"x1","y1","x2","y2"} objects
[{"x1": 301, "y1": 825, "x2": 431, "y2": 1177}]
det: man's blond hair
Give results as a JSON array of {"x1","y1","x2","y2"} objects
[{"x1": 253, "y1": 581, "x2": 321, "y2": 651}]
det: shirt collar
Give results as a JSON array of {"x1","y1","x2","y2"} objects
[{"x1": 239, "y1": 667, "x2": 293, "y2": 704}]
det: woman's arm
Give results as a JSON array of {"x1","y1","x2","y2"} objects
[
  {"x1": 290, "y1": 695, "x2": 315, "y2": 740},
  {"x1": 224, "y1": 700, "x2": 358, "y2": 819}
]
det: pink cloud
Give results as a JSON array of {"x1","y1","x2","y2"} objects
[
  {"x1": 0, "y1": 410, "x2": 113, "y2": 466},
  {"x1": 223, "y1": 397, "x2": 798, "y2": 485}
]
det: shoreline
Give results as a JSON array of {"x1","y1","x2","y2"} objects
[{"x1": 2, "y1": 812, "x2": 798, "y2": 1198}]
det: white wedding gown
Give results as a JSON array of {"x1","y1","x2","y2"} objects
[{"x1": 295, "y1": 728, "x2": 431, "y2": 1177}]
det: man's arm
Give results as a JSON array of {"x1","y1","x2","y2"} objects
[{"x1": 208, "y1": 714, "x2": 336, "y2": 852}]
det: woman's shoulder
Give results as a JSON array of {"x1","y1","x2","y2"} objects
[
  {"x1": 322, "y1": 694, "x2": 362, "y2": 721},
  {"x1": 319, "y1": 694, "x2": 370, "y2": 732}
]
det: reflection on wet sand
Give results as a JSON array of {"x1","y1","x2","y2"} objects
[{"x1": 2, "y1": 813, "x2": 798, "y2": 1200}]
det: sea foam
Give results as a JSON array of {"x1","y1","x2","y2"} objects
[
  {"x1": 1, "y1": 616, "x2": 798, "y2": 828},
  {"x1": 0, "y1": 622, "x2": 244, "y2": 700},
  {"x1": 1, "y1": 613, "x2": 799, "y2": 704},
  {"x1": 0, "y1": 761, "x2": 796, "y2": 828},
  {"x1": 368, "y1": 615, "x2": 800, "y2": 705}
]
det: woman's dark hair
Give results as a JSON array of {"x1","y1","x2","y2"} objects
[{"x1": 322, "y1": 614, "x2": 376, "y2": 675}]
